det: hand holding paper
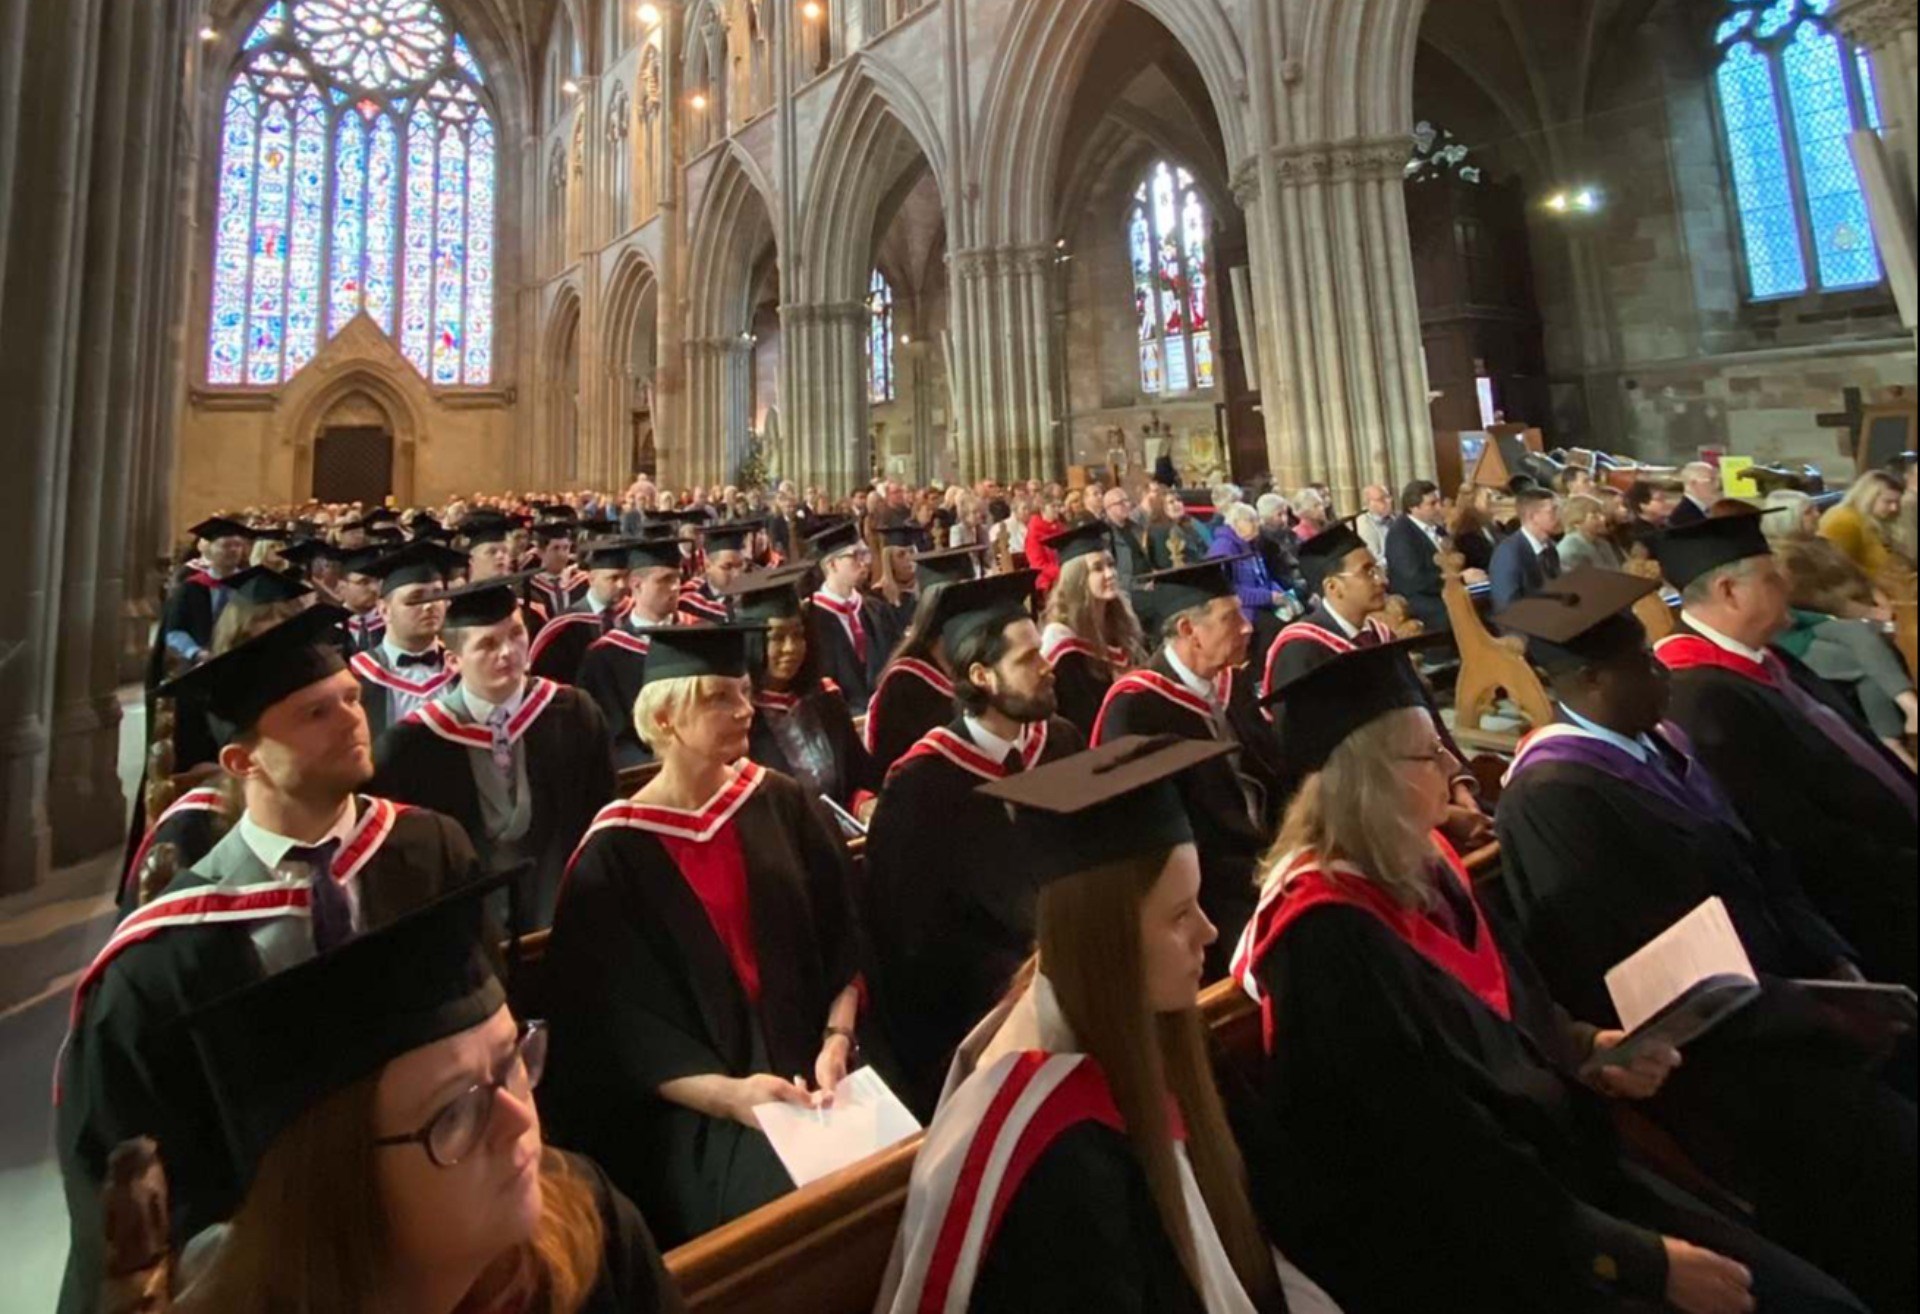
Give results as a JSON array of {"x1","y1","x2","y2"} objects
[{"x1": 753, "y1": 1067, "x2": 923, "y2": 1188}]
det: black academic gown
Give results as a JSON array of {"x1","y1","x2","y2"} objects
[
  {"x1": 369, "y1": 682, "x2": 616, "y2": 934},
  {"x1": 348, "y1": 646, "x2": 455, "y2": 740},
  {"x1": 540, "y1": 768, "x2": 863, "y2": 1246},
  {"x1": 56, "y1": 805, "x2": 482, "y2": 1314},
  {"x1": 146, "y1": 572, "x2": 226, "y2": 771},
  {"x1": 871, "y1": 589, "x2": 917, "y2": 658},
  {"x1": 1242, "y1": 885, "x2": 1868, "y2": 1314},
  {"x1": 1498, "y1": 729, "x2": 1918, "y2": 1312},
  {"x1": 564, "y1": 1153, "x2": 688, "y2": 1314},
  {"x1": 747, "y1": 685, "x2": 882, "y2": 814},
  {"x1": 528, "y1": 601, "x2": 624, "y2": 686},
  {"x1": 1091, "y1": 654, "x2": 1282, "y2": 977},
  {"x1": 863, "y1": 658, "x2": 955, "y2": 775},
  {"x1": 862, "y1": 717, "x2": 1084, "y2": 1118},
  {"x1": 677, "y1": 578, "x2": 731, "y2": 624},
  {"x1": 529, "y1": 570, "x2": 588, "y2": 620},
  {"x1": 1661, "y1": 621, "x2": 1920, "y2": 987},
  {"x1": 1042, "y1": 633, "x2": 1121, "y2": 741},
  {"x1": 808, "y1": 594, "x2": 889, "y2": 712},
  {"x1": 117, "y1": 787, "x2": 230, "y2": 918},
  {"x1": 577, "y1": 623, "x2": 664, "y2": 770}
]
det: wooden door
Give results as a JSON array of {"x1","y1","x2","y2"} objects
[{"x1": 313, "y1": 426, "x2": 394, "y2": 506}]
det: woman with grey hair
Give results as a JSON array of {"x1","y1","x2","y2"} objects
[{"x1": 1234, "y1": 642, "x2": 1868, "y2": 1314}]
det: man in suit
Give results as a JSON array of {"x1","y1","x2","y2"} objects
[
  {"x1": 1667, "y1": 462, "x2": 1720, "y2": 529},
  {"x1": 1384, "y1": 479, "x2": 1460, "y2": 633},
  {"x1": 1489, "y1": 486, "x2": 1564, "y2": 612},
  {"x1": 57, "y1": 607, "x2": 483, "y2": 1314},
  {"x1": 1100, "y1": 485, "x2": 1152, "y2": 588}
]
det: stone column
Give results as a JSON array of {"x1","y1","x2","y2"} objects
[
  {"x1": 946, "y1": 244, "x2": 1057, "y2": 482},
  {"x1": 683, "y1": 334, "x2": 756, "y2": 487},
  {"x1": 1833, "y1": 0, "x2": 1918, "y2": 334},
  {"x1": 780, "y1": 301, "x2": 868, "y2": 491},
  {"x1": 1237, "y1": 136, "x2": 1430, "y2": 507},
  {"x1": 0, "y1": 0, "x2": 106, "y2": 891}
]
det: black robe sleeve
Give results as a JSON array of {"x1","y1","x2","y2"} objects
[
  {"x1": 866, "y1": 671, "x2": 952, "y2": 774},
  {"x1": 564, "y1": 1152, "x2": 689, "y2": 1314},
  {"x1": 578, "y1": 646, "x2": 651, "y2": 770},
  {"x1": 1049, "y1": 649, "x2": 1112, "y2": 740},
  {"x1": 969, "y1": 1122, "x2": 1208, "y2": 1314}
]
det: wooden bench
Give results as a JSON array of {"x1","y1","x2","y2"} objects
[{"x1": 1437, "y1": 549, "x2": 1551, "y2": 754}]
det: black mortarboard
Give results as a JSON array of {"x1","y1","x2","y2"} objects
[
  {"x1": 587, "y1": 537, "x2": 682, "y2": 573},
  {"x1": 577, "y1": 515, "x2": 618, "y2": 538},
  {"x1": 188, "y1": 516, "x2": 258, "y2": 543},
  {"x1": 1493, "y1": 567, "x2": 1661, "y2": 673},
  {"x1": 279, "y1": 540, "x2": 343, "y2": 571},
  {"x1": 159, "y1": 606, "x2": 349, "y2": 743},
  {"x1": 1651, "y1": 508, "x2": 1776, "y2": 589},
  {"x1": 1131, "y1": 558, "x2": 1241, "y2": 628},
  {"x1": 186, "y1": 880, "x2": 505, "y2": 1191},
  {"x1": 1052, "y1": 521, "x2": 1113, "y2": 568},
  {"x1": 362, "y1": 541, "x2": 469, "y2": 596},
  {"x1": 879, "y1": 524, "x2": 932, "y2": 551},
  {"x1": 641, "y1": 624, "x2": 763, "y2": 685},
  {"x1": 928, "y1": 570, "x2": 1039, "y2": 654},
  {"x1": 807, "y1": 520, "x2": 866, "y2": 560},
  {"x1": 1297, "y1": 518, "x2": 1371, "y2": 596},
  {"x1": 340, "y1": 546, "x2": 386, "y2": 577},
  {"x1": 912, "y1": 546, "x2": 986, "y2": 591},
  {"x1": 533, "y1": 520, "x2": 577, "y2": 544},
  {"x1": 223, "y1": 566, "x2": 315, "y2": 607},
  {"x1": 459, "y1": 513, "x2": 524, "y2": 547},
  {"x1": 722, "y1": 566, "x2": 810, "y2": 622},
  {"x1": 364, "y1": 507, "x2": 401, "y2": 525},
  {"x1": 1259, "y1": 639, "x2": 1432, "y2": 772},
  {"x1": 702, "y1": 519, "x2": 766, "y2": 554},
  {"x1": 423, "y1": 576, "x2": 528, "y2": 629},
  {"x1": 366, "y1": 526, "x2": 407, "y2": 548},
  {"x1": 975, "y1": 736, "x2": 1236, "y2": 884}
]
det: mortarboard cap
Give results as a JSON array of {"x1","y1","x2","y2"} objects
[
  {"x1": 641, "y1": 624, "x2": 764, "y2": 685},
  {"x1": 533, "y1": 520, "x2": 577, "y2": 544},
  {"x1": 878, "y1": 524, "x2": 932, "y2": 551},
  {"x1": 702, "y1": 519, "x2": 766, "y2": 554},
  {"x1": 807, "y1": 520, "x2": 866, "y2": 560},
  {"x1": 421, "y1": 575, "x2": 532, "y2": 629},
  {"x1": 1297, "y1": 517, "x2": 1371, "y2": 597},
  {"x1": 975, "y1": 736, "x2": 1235, "y2": 885},
  {"x1": 459, "y1": 513, "x2": 525, "y2": 547},
  {"x1": 722, "y1": 565, "x2": 810, "y2": 622},
  {"x1": 1051, "y1": 521, "x2": 1113, "y2": 568},
  {"x1": 186, "y1": 879, "x2": 505, "y2": 1194},
  {"x1": 1131, "y1": 558, "x2": 1242, "y2": 629},
  {"x1": 587, "y1": 537, "x2": 682, "y2": 574},
  {"x1": 1651, "y1": 507, "x2": 1776, "y2": 590},
  {"x1": 279, "y1": 540, "x2": 343, "y2": 571},
  {"x1": 1259, "y1": 638, "x2": 1433, "y2": 772},
  {"x1": 1492, "y1": 567, "x2": 1661, "y2": 674},
  {"x1": 361, "y1": 541, "x2": 469, "y2": 596},
  {"x1": 159, "y1": 606, "x2": 350, "y2": 743},
  {"x1": 912, "y1": 546, "x2": 986, "y2": 591},
  {"x1": 223, "y1": 566, "x2": 315, "y2": 608},
  {"x1": 928, "y1": 569, "x2": 1039, "y2": 654},
  {"x1": 188, "y1": 516, "x2": 258, "y2": 543}
]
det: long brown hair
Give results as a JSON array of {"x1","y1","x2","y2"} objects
[
  {"x1": 177, "y1": 1073, "x2": 603, "y2": 1314},
  {"x1": 1043, "y1": 554, "x2": 1144, "y2": 676},
  {"x1": 1033, "y1": 852, "x2": 1284, "y2": 1312}
]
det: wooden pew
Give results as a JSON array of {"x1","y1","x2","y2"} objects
[
  {"x1": 1625, "y1": 553, "x2": 1678, "y2": 643},
  {"x1": 1437, "y1": 548, "x2": 1551, "y2": 752}
]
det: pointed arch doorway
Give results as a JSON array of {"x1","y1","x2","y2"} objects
[{"x1": 311, "y1": 392, "x2": 396, "y2": 505}]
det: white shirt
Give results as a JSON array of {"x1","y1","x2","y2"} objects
[
  {"x1": 1521, "y1": 525, "x2": 1552, "y2": 556},
  {"x1": 1322, "y1": 604, "x2": 1364, "y2": 641},
  {"x1": 962, "y1": 714, "x2": 1018, "y2": 764},
  {"x1": 238, "y1": 798, "x2": 364, "y2": 968},
  {"x1": 461, "y1": 679, "x2": 528, "y2": 728},
  {"x1": 586, "y1": 592, "x2": 614, "y2": 616},
  {"x1": 1680, "y1": 611, "x2": 1769, "y2": 664},
  {"x1": 1165, "y1": 645, "x2": 1219, "y2": 705},
  {"x1": 378, "y1": 637, "x2": 446, "y2": 722},
  {"x1": 1559, "y1": 704, "x2": 1655, "y2": 764}
]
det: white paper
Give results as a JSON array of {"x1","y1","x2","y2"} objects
[
  {"x1": 751, "y1": 1066, "x2": 923, "y2": 1189},
  {"x1": 1603, "y1": 897, "x2": 1757, "y2": 1034}
]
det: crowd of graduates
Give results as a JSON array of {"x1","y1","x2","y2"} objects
[{"x1": 56, "y1": 454, "x2": 1920, "y2": 1313}]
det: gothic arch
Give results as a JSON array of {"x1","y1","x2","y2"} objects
[
  {"x1": 1295, "y1": 0, "x2": 1431, "y2": 142},
  {"x1": 542, "y1": 287, "x2": 584, "y2": 482},
  {"x1": 271, "y1": 318, "x2": 433, "y2": 503},
  {"x1": 602, "y1": 247, "x2": 660, "y2": 478},
  {"x1": 798, "y1": 56, "x2": 950, "y2": 304},
  {"x1": 971, "y1": 0, "x2": 1249, "y2": 247},
  {"x1": 686, "y1": 143, "x2": 779, "y2": 338}
]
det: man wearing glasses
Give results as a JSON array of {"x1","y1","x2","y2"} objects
[
  {"x1": 1101, "y1": 485, "x2": 1152, "y2": 590},
  {"x1": 55, "y1": 607, "x2": 484, "y2": 1314},
  {"x1": 806, "y1": 520, "x2": 889, "y2": 711}
]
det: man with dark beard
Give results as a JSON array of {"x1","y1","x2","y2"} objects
[{"x1": 861, "y1": 571, "x2": 1086, "y2": 1118}]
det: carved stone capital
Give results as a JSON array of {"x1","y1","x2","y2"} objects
[
  {"x1": 1270, "y1": 135, "x2": 1413, "y2": 188},
  {"x1": 1831, "y1": 0, "x2": 1916, "y2": 47}
]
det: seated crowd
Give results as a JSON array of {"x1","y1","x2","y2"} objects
[{"x1": 64, "y1": 452, "x2": 1918, "y2": 1312}]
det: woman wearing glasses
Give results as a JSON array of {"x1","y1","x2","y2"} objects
[
  {"x1": 1234, "y1": 643, "x2": 1867, "y2": 1314},
  {"x1": 174, "y1": 886, "x2": 683, "y2": 1314}
]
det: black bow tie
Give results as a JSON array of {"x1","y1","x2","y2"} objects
[{"x1": 396, "y1": 650, "x2": 443, "y2": 669}]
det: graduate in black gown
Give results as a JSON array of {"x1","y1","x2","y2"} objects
[
  {"x1": 147, "y1": 517, "x2": 259, "y2": 772},
  {"x1": 863, "y1": 572, "x2": 1086, "y2": 1117},
  {"x1": 804, "y1": 520, "x2": 888, "y2": 711},
  {"x1": 1651, "y1": 511, "x2": 1919, "y2": 987},
  {"x1": 879, "y1": 737, "x2": 1332, "y2": 1313},
  {"x1": 727, "y1": 567, "x2": 883, "y2": 819},
  {"x1": 369, "y1": 580, "x2": 617, "y2": 935},
  {"x1": 1038, "y1": 522, "x2": 1146, "y2": 738},
  {"x1": 576, "y1": 535, "x2": 685, "y2": 770},
  {"x1": 1234, "y1": 641, "x2": 1867, "y2": 1314},
  {"x1": 347, "y1": 541, "x2": 468, "y2": 738},
  {"x1": 678, "y1": 519, "x2": 757, "y2": 623},
  {"x1": 541, "y1": 626, "x2": 866, "y2": 1246},
  {"x1": 527, "y1": 517, "x2": 589, "y2": 618},
  {"x1": 173, "y1": 884, "x2": 684, "y2": 1314},
  {"x1": 57, "y1": 607, "x2": 484, "y2": 1314},
  {"x1": 461, "y1": 511, "x2": 550, "y2": 637},
  {"x1": 861, "y1": 546, "x2": 985, "y2": 773},
  {"x1": 334, "y1": 545, "x2": 390, "y2": 654},
  {"x1": 528, "y1": 540, "x2": 636, "y2": 685},
  {"x1": 869, "y1": 524, "x2": 930, "y2": 655},
  {"x1": 1495, "y1": 569, "x2": 1917, "y2": 1311},
  {"x1": 1092, "y1": 559, "x2": 1285, "y2": 978}
]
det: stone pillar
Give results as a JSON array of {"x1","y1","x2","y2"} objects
[
  {"x1": 0, "y1": 0, "x2": 105, "y2": 891},
  {"x1": 780, "y1": 301, "x2": 868, "y2": 491},
  {"x1": 946, "y1": 245, "x2": 1057, "y2": 482},
  {"x1": 1237, "y1": 137, "x2": 1430, "y2": 507},
  {"x1": 1833, "y1": 0, "x2": 1918, "y2": 334},
  {"x1": 683, "y1": 335, "x2": 756, "y2": 487}
]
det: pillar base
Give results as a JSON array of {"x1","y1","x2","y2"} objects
[
  {"x1": 0, "y1": 720, "x2": 52, "y2": 896},
  {"x1": 46, "y1": 695, "x2": 128, "y2": 868}
]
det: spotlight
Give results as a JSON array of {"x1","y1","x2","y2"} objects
[
  {"x1": 802, "y1": 1, "x2": 824, "y2": 20},
  {"x1": 637, "y1": 2, "x2": 661, "y2": 25},
  {"x1": 690, "y1": 91, "x2": 709, "y2": 111},
  {"x1": 199, "y1": 26, "x2": 219, "y2": 41},
  {"x1": 562, "y1": 79, "x2": 580, "y2": 96}
]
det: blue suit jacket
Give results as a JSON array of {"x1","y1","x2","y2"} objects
[{"x1": 1489, "y1": 531, "x2": 1557, "y2": 613}]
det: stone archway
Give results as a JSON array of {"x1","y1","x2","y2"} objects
[
  {"x1": 271, "y1": 316, "x2": 431, "y2": 505},
  {"x1": 543, "y1": 289, "x2": 584, "y2": 485},
  {"x1": 602, "y1": 248, "x2": 660, "y2": 484},
  {"x1": 684, "y1": 145, "x2": 779, "y2": 485}
]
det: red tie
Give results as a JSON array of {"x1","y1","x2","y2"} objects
[{"x1": 817, "y1": 594, "x2": 868, "y2": 664}]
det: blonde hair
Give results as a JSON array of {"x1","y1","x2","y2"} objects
[
  {"x1": 631, "y1": 674, "x2": 736, "y2": 752},
  {"x1": 1044, "y1": 554, "x2": 1144, "y2": 675},
  {"x1": 1033, "y1": 854, "x2": 1284, "y2": 1312},
  {"x1": 1267, "y1": 708, "x2": 1438, "y2": 909},
  {"x1": 1761, "y1": 490, "x2": 1812, "y2": 544},
  {"x1": 1562, "y1": 494, "x2": 1603, "y2": 530},
  {"x1": 1841, "y1": 470, "x2": 1902, "y2": 526},
  {"x1": 212, "y1": 598, "x2": 309, "y2": 655}
]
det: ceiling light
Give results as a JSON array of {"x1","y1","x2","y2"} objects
[
  {"x1": 802, "y1": 1, "x2": 824, "y2": 21},
  {"x1": 637, "y1": 3, "x2": 661, "y2": 25},
  {"x1": 199, "y1": 26, "x2": 219, "y2": 41},
  {"x1": 562, "y1": 79, "x2": 580, "y2": 96}
]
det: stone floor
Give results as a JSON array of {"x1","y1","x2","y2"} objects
[{"x1": 0, "y1": 687, "x2": 143, "y2": 1312}]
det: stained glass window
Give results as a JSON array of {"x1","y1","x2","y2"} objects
[
  {"x1": 207, "y1": 0, "x2": 495, "y2": 386},
  {"x1": 868, "y1": 270, "x2": 895, "y2": 404},
  {"x1": 1713, "y1": 0, "x2": 1883, "y2": 300},
  {"x1": 1129, "y1": 161, "x2": 1214, "y2": 395}
]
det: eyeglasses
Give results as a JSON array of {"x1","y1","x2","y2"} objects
[
  {"x1": 374, "y1": 1021, "x2": 548, "y2": 1168},
  {"x1": 1334, "y1": 563, "x2": 1386, "y2": 582},
  {"x1": 1394, "y1": 743, "x2": 1456, "y2": 770}
]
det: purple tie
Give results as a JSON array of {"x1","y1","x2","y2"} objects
[
  {"x1": 1766, "y1": 655, "x2": 1917, "y2": 818},
  {"x1": 286, "y1": 840, "x2": 353, "y2": 952}
]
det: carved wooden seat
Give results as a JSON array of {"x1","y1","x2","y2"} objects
[
  {"x1": 1625, "y1": 552, "x2": 1678, "y2": 643},
  {"x1": 1437, "y1": 548, "x2": 1551, "y2": 750}
]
